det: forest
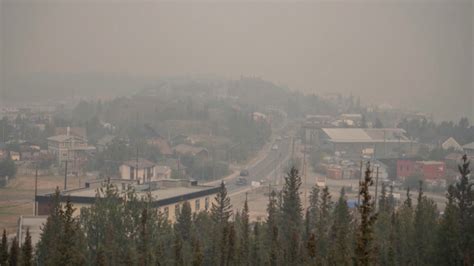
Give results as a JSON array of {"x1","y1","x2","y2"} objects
[{"x1": 1, "y1": 156, "x2": 472, "y2": 266}]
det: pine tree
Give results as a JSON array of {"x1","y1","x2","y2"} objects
[
  {"x1": 175, "y1": 201, "x2": 193, "y2": 242},
  {"x1": 20, "y1": 228, "x2": 32, "y2": 266},
  {"x1": 329, "y1": 188, "x2": 352, "y2": 266},
  {"x1": 436, "y1": 185, "x2": 461, "y2": 265},
  {"x1": 375, "y1": 183, "x2": 391, "y2": 265},
  {"x1": 250, "y1": 223, "x2": 261, "y2": 266},
  {"x1": 281, "y1": 167, "x2": 303, "y2": 264},
  {"x1": 240, "y1": 195, "x2": 250, "y2": 265},
  {"x1": 191, "y1": 240, "x2": 203, "y2": 266},
  {"x1": 226, "y1": 224, "x2": 236, "y2": 266},
  {"x1": 210, "y1": 181, "x2": 232, "y2": 266},
  {"x1": 354, "y1": 162, "x2": 377, "y2": 266},
  {"x1": 308, "y1": 185, "x2": 320, "y2": 231},
  {"x1": 453, "y1": 154, "x2": 473, "y2": 265},
  {"x1": 395, "y1": 188, "x2": 415, "y2": 265},
  {"x1": 173, "y1": 233, "x2": 183, "y2": 266},
  {"x1": 413, "y1": 181, "x2": 438, "y2": 265},
  {"x1": 8, "y1": 237, "x2": 18, "y2": 266},
  {"x1": 0, "y1": 229, "x2": 8, "y2": 266},
  {"x1": 35, "y1": 187, "x2": 64, "y2": 265},
  {"x1": 306, "y1": 233, "x2": 317, "y2": 264},
  {"x1": 316, "y1": 186, "x2": 332, "y2": 263},
  {"x1": 268, "y1": 225, "x2": 279, "y2": 266}
]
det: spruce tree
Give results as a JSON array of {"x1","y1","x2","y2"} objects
[
  {"x1": 281, "y1": 167, "x2": 303, "y2": 264},
  {"x1": 0, "y1": 229, "x2": 8, "y2": 266},
  {"x1": 250, "y1": 223, "x2": 261, "y2": 266},
  {"x1": 191, "y1": 240, "x2": 203, "y2": 266},
  {"x1": 210, "y1": 181, "x2": 232, "y2": 265},
  {"x1": 316, "y1": 186, "x2": 332, "y2": 263},
  {"x1": 173, "y1": 233, "x2": 183, "y2": 266},
  {"x1": 413, "y1": 181, "x2": 438, "y2": 265},
  {"x1": 453, "y1": 154, "x2": 473, "y2": 264},
  {"x1": 20, "y1": 228, "x2": 32, "y2": 266},
  {"x1": 329, "y1": 188, "x2": 352, "y2": 265},
  {"x1": 240, "y1": 195, "x2": 250, "y2": 265},
  {"x1": 354, "y1": 162, "x2": 377, "y2": 266},
  {"x1": 175, "y1": 201, "x2": 193, "y2": 242},
  {"x1": 395, "y1": 188, "x2": 415, "y2": 265},
  {"x1": 8, "y1": 237, "x2": 18, "y2": 266},
  {"x1": 436, "y1": 185, "x2": 461, "y2": 265},
  {"x1": 308, "y1": 185, "x2": 320, "y2": 230}
]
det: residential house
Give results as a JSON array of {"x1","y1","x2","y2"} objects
[
  {"x1": 47, "y1": 133, "x2": 95, "y2": 165},
  {"x1": 462, "y1": 141, "x2": 474, "y2": 156},
  {"x1": 119, "y1": 158, "x2": 157, "y2": 183},
  {"x1": 441, "y1": 137, "x2": 463, "y2": 152},
  {"x1": 10, "y1": 151, "x2": 20, "y2": 161}
]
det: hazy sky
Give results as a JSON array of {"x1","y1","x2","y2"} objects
[{"x1": 1, "y1": 0, "x2": 473, "y2": 121}]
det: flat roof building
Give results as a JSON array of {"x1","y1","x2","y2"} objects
[{"x1": 35, "y1": 179, "x2": 219, "y2": 223}]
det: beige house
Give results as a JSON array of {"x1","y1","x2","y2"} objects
[
  {"x1": 47, "y1": 134, "x2": 95, "y2": 164},
  {"x1": 119, "y1": 158, "x2": 158, "y2": 183},
  {"x1": 155, "y1": 165, "x2": 172, "y2": 179},
  {"x1": 36, "y1": 179, "x2": 219, "y2": 223}
]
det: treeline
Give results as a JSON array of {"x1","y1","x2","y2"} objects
[{"x1": 2, "y1": 158, "x2": 473, "y2": 265}]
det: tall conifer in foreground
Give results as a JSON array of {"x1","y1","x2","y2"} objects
[{"x1": 354, "y1": 162, "x2": 377, "y2": 266}]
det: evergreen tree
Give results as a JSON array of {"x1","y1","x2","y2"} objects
[
  {"x1": 453, "y1": 154, "x2": 474, "y2": 264},
  {"x1": 281, "y1": 167, "x2": 303, "y2": 264},
  {"x1": 35, "y1": 187, "x2": 64, "y2": 265},
  {"x1": 240, "y1": 195, "x2": 250, "y2": 265},
  {"x1": 0, "y1": 229, "x2": 8, "y2": 266},
  {"x1": 8, "y1": 237, "x2": 18, "y2": 266},
  {"x1": 354, "y1": 162, "x2": 377, "y2": 266},
  {"x1": 191, "y1": 240, "x2": 203, "y2": 266},
  {"x1": 210, "y1": 181, "x2": 232, "y2": 265},
  {"x1": 436, "y1": 185, "x2": 462, "y2": 265},
  {"x1": 250, "y1": 223, "x2": 262, "y2": 266},
  {"x1": 413, "y1": 181, "x2": 438, "y2": 265},
  {"x1": 226, "y1": 224, "x2": 236, "y2": 266},
  {"x1": 315, "y1": 186, "x2": 332, "y2": 263},
  {"x1": 395, "y1": 188, "x2": 415, "y2": 265},
  {"x1": 306, "y1": 232, "x2": 317, "y2": 263},
  {"x1": 375, "y1": 183, "x2": 391, "y2": 265},
  {"x1": 308, "y1": 185, "x2": 320, "y2": 231},
  {"x1": 20, "y1": 228, "x2": 32, "y2": 266},
  {"x1": 173, "y1": 233, "x2": 183, "y2": 266},
  {"x1": 175, "y1": 201, "x2": 193, "y2": 242},
  {"x1": 329, "y1": 188, "x2": 352, "y2": 265}
]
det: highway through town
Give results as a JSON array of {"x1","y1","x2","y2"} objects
[{"x1": 225, "y1": 134, "x2": 293, "y2": 193}]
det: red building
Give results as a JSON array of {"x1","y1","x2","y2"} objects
[
  {"x1": 397, "y1": 160, "x2": 416, "y2": 178},
  {"x1": 397, "y1": 160, "x2": 445, "y2": 180},
  {"x1": 415, "y1": 161, "x2": 446, "y2": 180}
]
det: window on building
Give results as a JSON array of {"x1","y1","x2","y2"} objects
[
  {"x1": 130, "y1": 167, "x2": 134, "y2": 179},
  {"x1": 195, "y1": 199, "x2": 200, "y2": 211},
  {"x1": 164, "y1": 207, "x2": 169, "y2": 218},
  {"x1": 205, "y1": 197, "x2": 210, "y2": 210}
]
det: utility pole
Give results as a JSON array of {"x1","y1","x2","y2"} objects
[
  {"x1": 64, "y1": 159, "x2": 68, "y2": 190},
  {"x1": 357, "y1": 160, "x2": 362, "y2": 206},
  {"x1": 34, "y1": 163, "x2": 38, "y2": 216},
  {"x1": 374, "y1": 166, "x2": 380, "y2": 210},
  {"x1": 303, "y1": 140, "x2": 307, "y2": 210},
  {"x1": 136, "y1": 146, "x2": 139, "y2": 184}
]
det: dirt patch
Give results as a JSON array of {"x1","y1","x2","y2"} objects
[{"x1": 0, "y1": 175, "x2": 92, "y2": 233}]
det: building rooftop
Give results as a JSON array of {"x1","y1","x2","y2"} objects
[
  {"x1": 463, "y1": 141, "x2": 474, "y2": 150},
  {"x1": 321, "y1": 128, "x2": 410, "y2": 143},
  {"x1": 47, "y1": 134, "x2": 86, "y2": 142},
  {"x1": 37, "y1": 179, "x2": 218, "y2": 208}
]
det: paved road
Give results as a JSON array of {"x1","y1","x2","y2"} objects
[{"x1": 225, "y1": 136, "x2": 292, "y2": 193}]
